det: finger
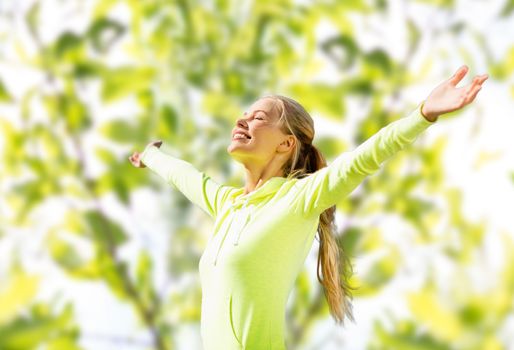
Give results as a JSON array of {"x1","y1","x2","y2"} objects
[
  {"x1": 448, "y1": 65, "x2": 469, "y2": 87},
  {"x1": 464, "y1": 84, "x2": 482, "y2": 104},
  {"x1": 478, "y1": 74, "x2": 488, "y2": 84},
  {"x1": 465, "y1": 77, "x2": 480, "y2": 93},
  {"x1": 463, "y1": 74, "x2": 487, "y2": 94},
  {"x1": 472, "y1": 74, "x2": 488, "y2": 86}
]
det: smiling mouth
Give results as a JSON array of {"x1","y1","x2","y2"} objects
[
  {"x1": 233, "y1": 138, "x2": 251, "y2": 142},
  {"x1": 232, "y1": 133, "x2": 252, "y2": 141}
]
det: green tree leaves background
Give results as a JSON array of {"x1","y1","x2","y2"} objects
[{"x1": 1, "y1": 0, "x2": 513, "y2": 349}]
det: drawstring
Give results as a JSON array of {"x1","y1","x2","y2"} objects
[
  {"x1": 233, "y1": 198, "x2": 251, "y2": 246},
  {"x1": 213, "y1": 197, "x2": 251, "y2": 266},
  {"x1": 213, "y1": 213, "x2": 235, "y2": 266}
]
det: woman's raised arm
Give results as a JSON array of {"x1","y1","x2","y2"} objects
[
  {"x1": 291, "y1": 102, "x2": 435, "y2": 217},
  {"x1": 129, "y1": 141, "x2": 234, "y2": 220}
]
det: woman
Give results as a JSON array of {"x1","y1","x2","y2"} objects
[{"x1": 129, "y1": 65, "x2": 487, "y2": 349}]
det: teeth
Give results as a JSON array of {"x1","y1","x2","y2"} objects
[{"x1": 234, "y1": 133, "x2": 250, "y2": 139}]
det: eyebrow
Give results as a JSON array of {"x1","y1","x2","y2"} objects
[{"x1": 244, "y1": 109, "x2": 269, "y2": 117}]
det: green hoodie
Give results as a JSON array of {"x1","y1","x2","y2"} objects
[{"x1": 140, "y1": 101, "x2": 435, "y2": 349}]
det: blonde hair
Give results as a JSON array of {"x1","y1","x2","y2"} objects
[{"x1": 262, "y1": 94, "x2": 355, "y2": 325}]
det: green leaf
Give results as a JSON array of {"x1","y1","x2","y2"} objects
[
  {"x1": 295, "y1": 270, "x2": 311, "y2": 303},
  {"x1": 313, "y1": 137, "x2": 347, "y2": 159},
  {"x1": 87, "y1": 18, "x2": 126, "y2": 53},
  {"x1": 92, "y1": 0, "x2": 119, "y2": 19},
  {"x1": 136, "y1": 250, "x2": 152, "y2": 286},
  {"x1": 31, "y1": 124, "x2": 68, "y2": 172},
  {"x1": 0, "y1": 302, "x2": 78, "y2": 350},
  {"x1": 158, "y1": 104, "x2": 179, "y2": 140},
  {"x1": 370, "y1": 321, "x2": 451, "y2": 350},
  {"x1": 73, "y1": 61, "x2": 104, "y2": 79},
  {"x1": 101, "y1": 67, "x2": 155, "y2": 102},
  {"x1": 362, "y1": 49, "x2": 394, "y2": 77},
  {"x1": 338, "y1": 226, "x2": 363, "y2": 256},
  {"x1": 53, "y1": 31, "x2": 84, "y2": 60},
  {"x1": 112, "y1": 176, "x2": 130, "y2": 205},
  {"x1": 0, "y1": 79, "x2": 12, "y2": 102},
  {"x1": 67, "y1": 258, "x2": 102, "y2": 281},
  {"x1": 59, "y1": 94, "x2": 91, "y2": 132},
  {"x1": 354, "y1": 248, "x2": 398, "y2": 296},
  {"x1": 47, "y1": 231, "x2": 85, "y2": 272},
  {"x1": 364, "y1": 257, "x2": 396, "y2": 287},
  {"x1": 408, "y1": 289, "x2": 463, "y2": 342},
  {"x1": 288, "y1": 83, "x2": 346, "y2": 120},
  {"x1": 320, "y1": 34, "x2": 359, "y2": 69},
  {"x1": 0, "y1": 118, "x2": 26, "y2": 178},
  {"x1": 94, "y1": 159, "x2": 148, "y2": 204},
  {"x1": 136, "y1": 249, "x2": 155, "y2": 308},
  {"x1": 44, "y1": 336, "x2": 84, "y2": 350},
  {"x1": 9, "y1": 179, "x2": 56, "y2": 225},
  {"x1": 84, "y1": 210, "x2": 127, "y2": 246},
  {"x1": 97, "y1": 251, "x2": 129, "y2": 300},
  {"x1": 99, "y1": 119, "x2": 144, "y2": 143},
  {"x1": 459, "y1": 298, "x2": 486, "y2": 327},
  {"x1": 0, "y1": 317, "x2": 54, "y2": 349},
  {"x1": 94, "y1": 146, "x2": 118, "y2": 164},
  {"x1": 341, "y1": 77, "x2": 373, "y2": 95},
  {"x1": 500, "y1": 0, "x2": 514, "y2": 17},
  {"x1": 0, "y1": 274, "x2": 40, "y2": 324},
  {"x1": 25, "y1": 1, "x2": 40, "y2": 41}
]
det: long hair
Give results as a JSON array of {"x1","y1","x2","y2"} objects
[{"x1": 262, "y1": 94, "x2": 355, "y2": 325}]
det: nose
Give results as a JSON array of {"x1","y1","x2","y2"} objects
[{"x1": 236, "y1": 117, "x2": 248, "y2": 129}]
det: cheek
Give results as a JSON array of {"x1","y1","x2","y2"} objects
[{"x1": 252, "y1": 133, "x2": 281, "y2": 152}]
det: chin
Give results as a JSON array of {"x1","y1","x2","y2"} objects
[
  {"x1": 227, "y1": 145, "x2": 240, "y2": 157},
  {"x1": 227, "y1": 143, "x2": 236, "y2": 153},
  {"x1": 227, "y1": 141, "x2": 246, "y2": 153},
  {"x1": 227, "y1": 144, "x2": 252, "y2": 161}
]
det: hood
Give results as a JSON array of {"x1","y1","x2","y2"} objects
[
  {"x1": 212, "y1": 176, "x2": 288, "y2": 266},
  {"x1": 228, "y1": 176, "x2": 288, "y2": 209}
]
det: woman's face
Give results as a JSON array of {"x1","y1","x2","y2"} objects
[{"x1": 227, "y1": 98, "x2": 294, "y2": 164}]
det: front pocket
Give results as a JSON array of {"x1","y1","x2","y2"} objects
[{"x1": 229, "y1": 294, "x2": 242, "y2": 347}]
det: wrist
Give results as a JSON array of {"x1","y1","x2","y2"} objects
[{"x1": 420, "y1": 101, "x2": 438, "y2": 122}]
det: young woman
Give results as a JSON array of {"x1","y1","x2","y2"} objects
[{"x1": 129, "y1": 65, "x2": 487, "y2": 349}]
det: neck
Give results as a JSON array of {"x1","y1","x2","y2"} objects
[{"x1": 242, "y1": 166, "x2": 284, "y2": 195}]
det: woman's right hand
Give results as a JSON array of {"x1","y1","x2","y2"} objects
[{"x1": 129, "y1": 140, "x2": 163, "y2": 168}]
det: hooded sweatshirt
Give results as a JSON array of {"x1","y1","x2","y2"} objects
[{"x1": 139, "y1": 101, "x2": 436, "y2": 349}]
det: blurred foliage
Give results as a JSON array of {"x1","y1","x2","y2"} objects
[
  {"x1": 0, "y1": 0, "x2": 513, "y2": 349},
  {"x1": 0, "y1": 264, "x2": 82, "y2": 350}
]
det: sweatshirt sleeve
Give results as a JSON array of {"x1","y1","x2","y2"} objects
[
  {"x1": 140, "y1": 143, "x2": 233, "y2": 220},
  {"x1": 293, "y1": 101, "x2": 437, "y2": 218}
]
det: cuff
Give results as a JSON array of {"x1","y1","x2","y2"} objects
[
  {"x1": 418, "y1": 100, "x2": 438, "y2": 124},
  {"x1": 140, "y1": 144, "x2": 161, "y2": 167}
]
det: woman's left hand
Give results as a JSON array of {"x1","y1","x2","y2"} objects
[{"x1": 421, "y1": 65, "x2": 488, "y2": 121}]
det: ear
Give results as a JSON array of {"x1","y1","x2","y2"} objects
[{"x1": 278, "y1": 135, "x2": 296, "y2": 153}]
